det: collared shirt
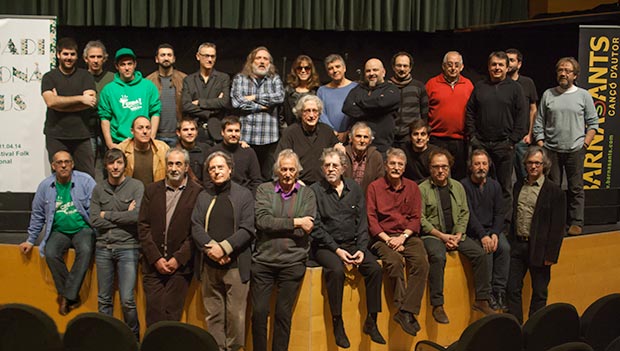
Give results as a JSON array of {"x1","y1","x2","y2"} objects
[
  {"x1": 310, "y1": 178, "x2": 368, "y2": 252},
  {"x1": 516, "y1": 175, "x2": 545, "y2": 238},
  {"x1": 366, "y1": 176, "x2": 421, "y2": 237},
  {"x1": 231, "y1": 73, "x2": 285, "y2": 145},
  {"x1": 351, "y1": 151, "x2": 368, "y2": 186},
  {"x1": 165, "y1": 176, "x2": 188, "y2": 236},
  {"x1": 274, "y1": 180, "x2": 301, "y2": 200}
]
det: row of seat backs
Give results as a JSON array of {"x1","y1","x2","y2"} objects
[
  {"x1": 0, "y1": 304, "x2": 219, "y2": 351},
  {"x1": 415, "y1": 293, "x2": 620, "y2": 351}
]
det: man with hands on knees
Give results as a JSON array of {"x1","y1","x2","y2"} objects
[
  {"x1": 310, "y1": 148, "x2": 385, "y2": 348},
  {"x1": 366, "y1": 148, "x2": 429, "y2": 337}
]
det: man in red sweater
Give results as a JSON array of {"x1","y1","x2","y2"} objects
[{"x1": 425, "y1": 51, "x2": 474, "y2": 180}]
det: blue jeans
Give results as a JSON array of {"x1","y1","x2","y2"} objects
[
  {"x1": 45, "y1": 228, "x2": 95, "y2": 301},
  {"x1": 95, "y1": 247, "x2": 140, "y2": 338},
  {"x1": 485, "y1": 232, "x2": 511, "y2": 293}
]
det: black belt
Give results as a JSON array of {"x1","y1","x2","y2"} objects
[{"x1": 516, "y1": 236, "x2": 529, "y2": 242}]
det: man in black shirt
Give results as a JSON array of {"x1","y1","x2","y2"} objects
[
  {"x1": 175, "y1": 117, "x2": 208, "y2": 182},
  {"x1": 466, "y1": 51, "x2": 528, "y2": 229},
  {"x1": 310, "y1": 148, "x2": 385, "y2": 348},
  {"x1": 403, "y1": 118, "x2": 439, "y2": 183}
]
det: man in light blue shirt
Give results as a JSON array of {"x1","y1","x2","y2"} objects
[{"x1": 533, "y1": 57, "x2": 598, "y2": 236}]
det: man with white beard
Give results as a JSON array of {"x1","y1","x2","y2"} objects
[{"x1": 231, "y1": 46, "x2": 285, "y2": 180}]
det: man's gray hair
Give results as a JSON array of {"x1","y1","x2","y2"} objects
[
  {"x1": 273, "y1": 149, "x2": 302, "y2": 180},
  {"x1": 320, "y1": 147, "x2": 348, "y2": 170},
  {"x1": 83, "y1": 40, "x2": 108, "y2": 60},
  {"x1": 166, "y1": 148, "x2": 190, "y2": 164},
  {"x1": 294, "y1": 94, "x2": 323, "y2": 120},
  {"x1": 206, "y1": 151, "x2": 234, "y2": 172},
  {"x1": 523, "y1": 145, "x2": 552, "y2": 175},
  {"x1": 349, "y1": 121, "x2": 375, "y2": 140}
]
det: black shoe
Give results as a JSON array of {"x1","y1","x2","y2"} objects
[
  {"x1": 432, "y1": 305, "x2": 450, "y2": 324},
  {"x1": 333, "y1": 317, "x2": 350, "y2": 348},
  {"x1": 363, "y1": 317, "x2": 386, "y2": 344},
  {"x1": 394, "y1": 310, "x2": 418, "y2": 336},
  {"x1": 489, "y1": 293, "x2": 500, "y2": 311},
  {"x1": 496, "y1": 292, "x2": 508, "y2": 311}
]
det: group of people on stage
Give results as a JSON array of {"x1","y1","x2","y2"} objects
[{"x1": 18, "y1": 36, "x2": 598, "y2": 351}]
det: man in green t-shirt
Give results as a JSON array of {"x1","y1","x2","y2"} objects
[{"x1": 19, "y1": 150, "x2": 96, "y2": 315}]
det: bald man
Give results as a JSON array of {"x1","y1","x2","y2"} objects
[{"x1": 343, "y1": 58, "x2": 400, "y2": 153}]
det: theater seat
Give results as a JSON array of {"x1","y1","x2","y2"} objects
[
  {"x1": 0, "y1": 303, "x2": 62, "y2": 351},
  {"x1": 140, "y1": 321, "x2": 218, "y2": 351},
  {"x1": 63, "y1": 312, "x2": 138, "y2": 351},
  {"x1": 523, "y1": 303, "x2": 581, "y2": 351},
  {"x1": 546, "y1": 342, "x2": 595, "y2": 351},
  {"x1": 581, "y1": 293, "x2": 620, "y2": 351}
]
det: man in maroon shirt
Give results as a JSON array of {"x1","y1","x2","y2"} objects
[{"x1": 366, "y1": 148, "x2": 429, "y2": 336}]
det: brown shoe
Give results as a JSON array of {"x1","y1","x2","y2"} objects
[
  {"x1": 432, "y1": 305, "x2": 450, "y2": 324},
  {"x1": 567, "y1": 225, "x2": 582, "y2": 236},
  {"x1": 473, "y1": 300, "x2": 497, "y2": 315},
  {"x1": 58, "y1": 297, "x2": 69, "y2": 316}
]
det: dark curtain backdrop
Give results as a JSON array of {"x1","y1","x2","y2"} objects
[{"x1": 1, "y1": 0, "x2": 528, "y2": 32}]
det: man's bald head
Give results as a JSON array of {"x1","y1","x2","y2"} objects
[{"x1": 364, "y1": 58, "x2": 386, "y2": 87}]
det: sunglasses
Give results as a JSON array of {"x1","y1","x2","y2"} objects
[{"x1": 296, "y1": 66, "x2": 311, "y2": 72}]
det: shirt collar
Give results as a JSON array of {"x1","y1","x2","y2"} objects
[
  {"x1": 275, "y1": 180, "x2": 301, "y2": 200},
  {"x1": 165, "y1": 175, "x2": 188, "y2": 191}
]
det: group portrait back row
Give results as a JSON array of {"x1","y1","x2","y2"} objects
[{"x1": 19, "y1": 35, "x2": 598, "y2": 351}]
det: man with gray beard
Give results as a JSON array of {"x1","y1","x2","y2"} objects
[{"x1": 231, "y1": 46, "x2": 285, "y2": 180}]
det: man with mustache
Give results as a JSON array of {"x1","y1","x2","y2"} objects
[
  {"x1": 532, "y1": 57, "x2": 598, "y2": 236},
  {"x1": 231, "y1": 46, "x2": 285, "y2": 180},
  {"x1": 182, "y1": 42, "x2": 231, "y2": 144},
  {"x1": 461, "y1": 149, "x2": 509, "y2": 311},
  {"x1": 420, "y1": 148, "x2": 495, "y2": 324},
  {"x1": 42, "y1": 37, "x2": 97, "y2": 177},
  {"x1": 117, "y1": 116, "x2": 169, "y2": 186},
  {"x1": 310, "y1": 148, "x2": 385, "y2": 348},
  {"x1": 275, "y1": 95, "x2": 342, "y2": 185},
  {"x1": 138, "y1": 148, "x2": 202, "y2": 327},
  {"x1": 466, "y1": 51, "x2": 528, "y2": 232},
  {"x1": 343, "y1": 58, "x2": 400, "y2": 154},
  {"x1": 366, "y1": 148, "x2": 429, "y2": 336},
  {"x1": 390, "y1": 52, "x2": 429, "y2": 149},
  {"x1": 206, "y1": 115, "x2": 262, "y2": 195},
  {"x1": 343, "y1": 122, "x2": 384, "y2": 193},
  {"x1": 19, "y1": 151, "x2": 96, "y2": 316},
  {"x1": 147, "y1": 43, "x2": 187, "y2": 147}
]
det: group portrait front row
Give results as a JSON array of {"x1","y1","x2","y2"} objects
[{"x1": 20, "y1": 140, "x2": 566, "y2": 350}]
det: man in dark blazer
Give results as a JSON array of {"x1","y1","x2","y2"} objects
[
  {"x1": 507, "y1": 145, "x2": 566, "y2": 324},
  {"x1": 138, "y1": 148, "x2": 202, "y2": 327},
  {"x1": 181, "y1": 42, "x2": 231, "y2": 144}
]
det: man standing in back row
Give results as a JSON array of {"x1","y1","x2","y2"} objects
[
  {"x1": 533, "y1": 57, "x2": 598, "y2": 236},
  {"x1": 42, "y1": 37, "x2": 97, "y2": 177}
]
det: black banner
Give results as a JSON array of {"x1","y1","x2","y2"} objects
[{"x1": 578, "y1": 25, "x2": 620, "y2": 189}]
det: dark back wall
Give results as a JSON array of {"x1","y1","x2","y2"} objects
[{"x1": 59, "y1": 21, "x2": 590, "y2": 101}]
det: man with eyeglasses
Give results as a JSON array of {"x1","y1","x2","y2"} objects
[
  {"x1": 310, "y1": 148, "x2": 385, "y2": 348},
  {"x1": 390, "y1": 52, "x2": 429, "y2": 149},
  {"x1": 425, "y1": 51, "x2": 473, "y2": 180},
  {"x1": 366, "y1": 148, "x2": 429, "y2": 336},
  {"x1": 182, "y1": 42, "x2": 231, "y2": 145},
  {"x1": 275, "y1": 94, "x2": 343, "y2": 184},
  {"x1": 19, "y1": 150, "x2": 96, "y2": 316},
  {"x1": 419, "y1": 148, "x2": 495, "y2": 324},
  {"x1": 507, "y1": 146, "x2": 566, "y2": 324},
  {"x1": 532, "y1": 57, "x2": 598, "y2": 236}
]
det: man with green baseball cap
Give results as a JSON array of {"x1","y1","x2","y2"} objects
[{"x1": 99, "y1": 47, "x2": 161, "y2": 149}]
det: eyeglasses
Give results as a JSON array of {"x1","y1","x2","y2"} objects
[
  {"x1": 54, "y1": 160, "x2": 73, "y2": 166},
  {"x1": 198, "y1": 53, "x2": 216, "y2": 59},
  {"x1": 431, "y1": 165, "x2": 449, "y2": 170},
  {"x1": 556, "y1": 68, "x2": 573, "y2": 74},
  {"x1": 526, "y1": 161, "x2": 543, "y2": 167},
  {"x1": 296, "y1": 66, "x2": 311, "y2": 72},
  {"x1": 302, "y1": 108, "x2": 319, "y2": 115}
]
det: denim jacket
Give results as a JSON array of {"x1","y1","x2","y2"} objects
[{"x1": 26, "y1": 171, "x2": 96, "y2": 256}]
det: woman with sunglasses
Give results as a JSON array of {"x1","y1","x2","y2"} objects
[{"x1": 281, "y1": 55, "x2": 320, "y2": 128}]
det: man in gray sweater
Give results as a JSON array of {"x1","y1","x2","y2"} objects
[{"x1": 90, "y1": 148, "x2": 144, "y2": 339}]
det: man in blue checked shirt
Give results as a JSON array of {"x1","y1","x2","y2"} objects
[{"x1": 231, "y1": 46, "x2": 285, "y2": 180}]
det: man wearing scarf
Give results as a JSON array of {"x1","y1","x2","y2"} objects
[{"x1": 390, "y1": 52, "x2": 429, "y2": 149}]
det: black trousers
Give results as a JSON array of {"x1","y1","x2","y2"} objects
[
  {"x1": 506, "y1": 240, "x2": 551, "y2": 324},
  {"x1": 142, "y1": 271, "x2": 192, "y2": 327},
  {"x1": 251, "y1": 261, "x2": 306, "y2": 351},
  {"x1": 314, "y1": 246, "x2": 382, "y2": 317},
  {"x1": 46, "y1": 136, "x2": 95, "y2": 178},
  {"x1": 476, "y1": 139, "x2": 514, "y2": 230},
  {"x1": 423, "y1": 236, "x2": 491, "y2": 306},
  {"x1": 252, "y1": 142, "x2": 277, "y2": 181}
]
